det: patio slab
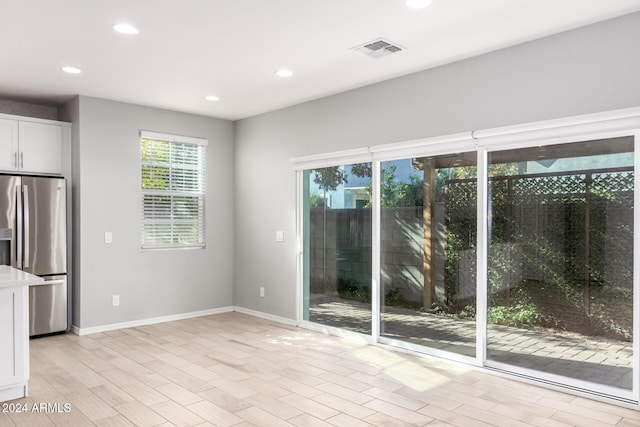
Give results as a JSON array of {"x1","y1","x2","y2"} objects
[{"x1": 309, "y1": 295, "x2": 633, "y2": 390}]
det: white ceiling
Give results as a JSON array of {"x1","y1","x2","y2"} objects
[{"x1": 2, "y1": 0, "x2": 640, "y2": 121}]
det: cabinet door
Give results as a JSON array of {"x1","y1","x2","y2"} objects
[
  {"x1": 0, "y1": 286, "x2": 27, "y2": 388},
  {"x1": 0, "y1": 119, "x2": 19, "y2": 172},
  {"x1": 19, "y1": 121, "x2": 63, "y2": 174}
]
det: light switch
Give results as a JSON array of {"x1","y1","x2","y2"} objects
[
  {"x1": 105, "y1": 232, "x2": 113, "y2": 243},
  {"x1": 276, "y1": 231, "x2": 284, "y2": 242}
]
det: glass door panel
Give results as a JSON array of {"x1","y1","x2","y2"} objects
[
  {"x1": 303, "y1": 163, "x2": 372, "y2": 334},
  {"x1": 486, "y1": 137, "x2": 634, "y2": 390},
  {"x1": 380, "y1": 154, "x2": 477, "y2": 357}
]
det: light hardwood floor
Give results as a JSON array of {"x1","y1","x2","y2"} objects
[{"x1": 2, "y1": 312, "x2": 640, "y2": 426}]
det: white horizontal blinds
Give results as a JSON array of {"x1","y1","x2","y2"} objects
[{"x1": 141, "y1": 132, "x2": 207, "y2": 249}]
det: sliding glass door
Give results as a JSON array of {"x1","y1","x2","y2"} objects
[
  {"x1": 302, "y1": 163, "x2": 373, "y2": 334},
  {"x1": 297, "y1": 130, "x2": 637, "y2": 400},
  {"x1": 486, "y1": 136, "x2": 635, "y2": 391},
  {"x1": 379, "y1": 154, "x2": 477, "y2": 357}
]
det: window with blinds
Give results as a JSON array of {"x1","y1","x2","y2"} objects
[{"x1": 140, "y1": 131, "x2": 207, "y2": 249}]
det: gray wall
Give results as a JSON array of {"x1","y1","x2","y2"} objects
[
  {"x1": 61, "y1": 96, "x2": 234, "y2": 329},
  {"x1": 58, "y1": 97, "x2": 78, "y2": 326},
  {"x1": 233, "y1": 12, "x2": 640, "y2": 320}
]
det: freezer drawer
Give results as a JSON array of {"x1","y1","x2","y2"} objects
[{"x1": 29, "y1": 276, "x2": 67, "y2": 336}]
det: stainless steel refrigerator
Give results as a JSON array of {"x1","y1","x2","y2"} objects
[{"x1": 0, "y1": 174, "x2": 67, "y2": 336}]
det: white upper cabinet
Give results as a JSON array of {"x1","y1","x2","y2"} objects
[
  {"x1": 18, "y1": 122, "x2": 62, "y2": 174},
  {"x1": 0, "y1": 116, "x2": 67, "y2": 175},
  {"x1": 0, "y1": 119, "x2": 18, "y2": 172}
]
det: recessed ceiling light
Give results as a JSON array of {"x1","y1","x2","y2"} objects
[
  {"x1": 276, "y1": 69, "x2": 293, "y2": 78},
  {"x1": 113, "y1": 23, "x2": 139, "y2": 35},
  {"x1": 406, "y1": 0, "x2": 432, "y2": 9},
  {"x1": 205, "y1": 95, "x2": 220, "y2": 101},
  {"x1": 61, "y1": 66, "x2": 82, "y2": 74}
]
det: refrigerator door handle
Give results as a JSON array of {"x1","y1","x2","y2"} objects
[
  {"x1": 23, "y1": 184, "x2": 29, "y2": 269},
  {"x1": 16, "y1": 184, "x2": 22, "y2": 269}
]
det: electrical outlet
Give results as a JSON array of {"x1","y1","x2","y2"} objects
[
  {"x1": 105, "y1": 231, "x2": 113, "y2": 244},
  {"x1": 260, "y1": 287, "x2": 265, "y2": 297},
  {"x1": 112, "y1": 295, "x2": 120, "y2": 307}
]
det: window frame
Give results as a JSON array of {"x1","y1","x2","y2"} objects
[{"x1": 140, "y1": 130, "x2": 207, "y2": 250}]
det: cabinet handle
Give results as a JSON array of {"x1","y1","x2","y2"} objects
[
  {"x1": 19, "y1": 152, "x2": 23, "y2": 169},
  {"x1": 13, "y1": 152, "x2": 17, "y2": 168}
]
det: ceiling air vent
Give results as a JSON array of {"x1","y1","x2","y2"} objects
[{"x1": 352, "y1": 38, "x2": 404, "y2": 59}]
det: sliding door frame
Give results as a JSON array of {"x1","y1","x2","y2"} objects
[
  {"x1": 373, "y1": 143, "x2": 481, "y2": 366},
  {"x1": 371, "y1": 160, "x2": 381, "y2": 342},
  {"x1": 476, "y1": 147, "x2": 489, "y2": 365},
  {"x1": 292, "y1": 107, "x2": 640, "y2": 407},
  {"x1": 479, "y1": 128, "x2": 639, "y2": 403},
  {"x1": 294, "y1": 149, "x2": 377, "y2": 344}
]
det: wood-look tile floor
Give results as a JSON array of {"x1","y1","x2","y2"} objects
[{"x1": 3, "y1": 312, "x2": 640, "y2": 427}]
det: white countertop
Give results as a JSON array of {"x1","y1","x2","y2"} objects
[{"x1": 0, "y1": 265, "x2": 44, "y2": 288}]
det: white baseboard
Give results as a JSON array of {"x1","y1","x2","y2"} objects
[
  {"x1": 70, "y1": 306, "x2": 297, "y2": 336},
  {"x1": 232, "y1": 306, "x2": 298, "y2": 326},
  {"x1": 72, "y1": 306, "x2": 234, "y2": 336}
]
